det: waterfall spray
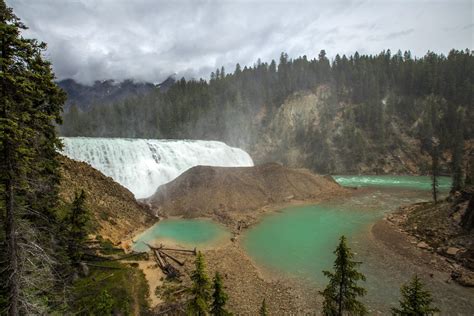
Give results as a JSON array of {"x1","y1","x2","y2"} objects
[{"x1": 61, "y1": 137, "x2": 254, "y2": 198}]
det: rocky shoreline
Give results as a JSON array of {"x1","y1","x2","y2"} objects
[{"x1": 381, "y1": 194, "x2": 474, "y2": 287}]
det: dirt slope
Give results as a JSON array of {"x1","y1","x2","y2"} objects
[
  {"x1": 59, "y1": 155, "x2": 154, "y2": 243},
  {"x1": 146, "y1": 163, "x2": 345, "y2": 221}
]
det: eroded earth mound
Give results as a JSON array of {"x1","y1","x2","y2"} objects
[{"x1": 146, "y1": 163, "x2": 345, "y2": 220}]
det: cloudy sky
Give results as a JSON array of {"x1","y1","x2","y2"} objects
[{"x1": 6, "y1": 0, "x2": 473, "y2": 84}]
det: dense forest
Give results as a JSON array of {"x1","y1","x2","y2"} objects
[{"x1": 61, "y1": 48, "x2": 473, "y2": 174}]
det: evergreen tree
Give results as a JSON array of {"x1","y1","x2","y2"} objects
[
  {"x1": 392, "y1": 275, "x2": 439, "y2": 315},
  {"x1": 187, "y1": 251, "x2": 211, "y2": 315},
  {"x1": 210, "y1": 272, "x2": 231, "y2": 316},
  {"x1": 451, "y1": 109, "x2": 464, "y2": 193},
  {"x1": 320, "y1": 236, "x2": 367, "y2": 316},
  {"x1": 66, "y1": 190, "x2": 89, "y2": 266},
  {"x1": 259, "y1": 298, "x2": 268, "y2": 316},
  {"x1": 0, "y1": 1, "x2": 66, "y2": 314},
  {"x1": 431, "y1": 137, "x2": 440, "y2": 204}
]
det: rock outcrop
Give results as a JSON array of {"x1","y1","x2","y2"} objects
[{"x1": 251, "y1": 85, "x2": 472, "y2": 175}]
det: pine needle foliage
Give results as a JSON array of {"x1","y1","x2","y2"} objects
[
  {"x1": 259, "y1": 298, "x2": 268, "y2": 316},
  {"x1": 66, "y1": 190, "x2": 89, "y2": 266},
  {"x1": 1, "y1": 0, "x2": 66, "y2": 313},
  {"x1": 210, "y1": 272, "x2": 231, "y2": 316},
  {"x1": 392, "y1": 275, "x2": 439, "y2": 316},
  {"x1": 187, "y1": 251, "x2": 211, "y2": 315},
  {"x1": 320, "y1": 235, "x2": 367, "y2": 316}
]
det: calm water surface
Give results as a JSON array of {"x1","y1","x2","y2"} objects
[{"x1": 133, "y1": 218, "x2": 229, "y2": 252}]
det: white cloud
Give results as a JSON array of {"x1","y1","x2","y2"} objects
[{"x1": 6, "y1": 0, "x2": 473, "y2": 84}]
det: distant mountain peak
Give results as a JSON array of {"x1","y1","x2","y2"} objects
[
  {"x1": 157, "y1": 74, "x2": 177, "y2": 92},
  {"x1": 58, "y1": 78, "x2": 156, "y2": 112}
]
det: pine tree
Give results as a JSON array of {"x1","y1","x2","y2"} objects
[
  {"x1": 187, "y1": 251, "x2": 211, "y2": 315},
  {"x1": 210, "y1": 272, "x2": 231, "y2": 316},
  {"x1": 451, "y1": 109, "x2": 464, "y2": 193},
  {"x1": 431, "y1": 137, "x2": 440, "y2": 204},
  {"x1": 392, "y1": 275, "x2": 439, "y2": 315},
  {"x1": 259, "y1": 298, "x2": 268, "y2": 316},
  {"x1": 320, "y1": 236, "x2": 367, "y2": 316},
  {"x1": 1, "y1": 1, "x2": 66, "y2": 314},
  {"x1": 66, "y1": 190, "x2": 89, "y2": 266}
]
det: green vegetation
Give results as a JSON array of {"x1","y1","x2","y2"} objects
[
  {"x1": 431, "y1": 138, "x2": 440, "y2": 204},
  {"x1": 451, "y1": 108, "x2": 465, "y2": 192},
  {"x1": 210, "y1": 272, "x2": 231, "y2": 316},
  {"x1": 187, "y1": 251, "x2": 212, "y2": 315},
  {"x1": 156, "y1": 251, "x2": 231, "y2": 315},
  {"x1": 0, "y1": 4, "x2": 151, "y2": 314},
  {"x1": 259, "y1": 298, "x2": 269, "y2": 316},
  {"x1": 1, "y1": 0, "x2": 66, "y2": 313},
  {"x1": 70, "y1": 260, "x2": 150, "y2": 315},
  {"x1": 320, "y1": 236, "x2": 367, "y2": 316},
  {"x1": 392, "y1": 275, "x2": 439, "y2": 315},
  {"x1": 66, "y1": 190, "x2": 89, "y2": 266}
]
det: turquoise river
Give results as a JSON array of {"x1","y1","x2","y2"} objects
[{"x1": 133, "y1": 175, "x2": 474, "y2": 313}]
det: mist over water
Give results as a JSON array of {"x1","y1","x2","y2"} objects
[{"x1": 60, "y1": 137, "x2": 254, "y2": 198}]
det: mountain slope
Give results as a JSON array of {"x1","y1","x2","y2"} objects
[
  {"x1": 252, "y1": 86, "x2": 440, "y2": 174},
  {"x1": 58, "y1": 79, "x2": 156, "y2": 112},
  {"x1": 58, "y1": 156, "x2": 154, "y2": 243}
]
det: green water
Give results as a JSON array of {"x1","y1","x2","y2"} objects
[
  {"x1": 242, "y1": 188, "x2": 419, "y2": 283},
  {"x1": 243, "y1": 205, "x2": 375, "y2": 279},
  {"x1": 132, "y1": 219, "x2": 229, "y2": 252},
  {"x1": 243, "y1": 177, "x2": 473, "y2": 312},
  {"x1": 333, "y1": 175, "x2": 451, "y2": 191}
]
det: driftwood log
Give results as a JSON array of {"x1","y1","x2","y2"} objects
[{"x1": 147, "y1": 243, "x2": 196, "y2": 278}]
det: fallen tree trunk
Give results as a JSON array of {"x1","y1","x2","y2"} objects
[
  {"x1": 158, "y1": 250, "x2": 185, "y2": 266},
  {"x1": 154, "y1": 246, "x2": 197, "y2": 255}
]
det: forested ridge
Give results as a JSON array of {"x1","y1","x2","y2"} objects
[{"x1": 60, "y1": 49, "x2": 473, "y2": 174}]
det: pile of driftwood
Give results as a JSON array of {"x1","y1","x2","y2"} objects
[{"x1": 147, "y1": 244, "x2": 196, "y2": 279}]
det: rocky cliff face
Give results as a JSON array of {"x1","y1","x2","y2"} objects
[
  {"x1": 58, "y1": 156, "x2": 154, "y2": 243},
  {"x1": 251, "y1": 85, "x2": 464, "y2": 175}
]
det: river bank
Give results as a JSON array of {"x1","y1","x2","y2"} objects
[{"x1": 129, "y1": 181, "x2": 474, "y2": 314}]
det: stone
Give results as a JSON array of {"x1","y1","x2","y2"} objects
[
  {"x1": 417, "y1": 241, "x2": 430, "y2": 250},
  {"x1": 446, "y1": 247, "x2": 461, "y2": 256}
]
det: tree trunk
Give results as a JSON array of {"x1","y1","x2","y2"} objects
[
  {"x1": 461, "y1": 195, "x2": 474, "y2": 231},
  {"x1": 5, "y1": 157, "x2": 19, "y2": 316}
]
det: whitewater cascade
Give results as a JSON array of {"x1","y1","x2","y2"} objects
[{"x1": 60, "y1": 137, "x2": 254, "y2": 198}]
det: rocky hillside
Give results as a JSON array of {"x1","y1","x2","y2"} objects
[
  {"x1": 252, "y1": 85, "x2": 469, "y2": 175},
  {"x1": 146, "y1": 163, "x2": 345, "y2": 222},
  {"x1": 58, "y1": 156, "x2": 154, "y2": 243},
  {"x1": 386, "y1": 187, "x2": 474, "y2": 286}
]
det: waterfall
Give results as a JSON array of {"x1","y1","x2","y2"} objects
[{"x1": 60, "y1": 137, "x2": 254, "y2": 198}]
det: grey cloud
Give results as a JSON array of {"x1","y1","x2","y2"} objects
[{"x1": 6, "y1": 0, "x2": 473, "y2": 84}]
